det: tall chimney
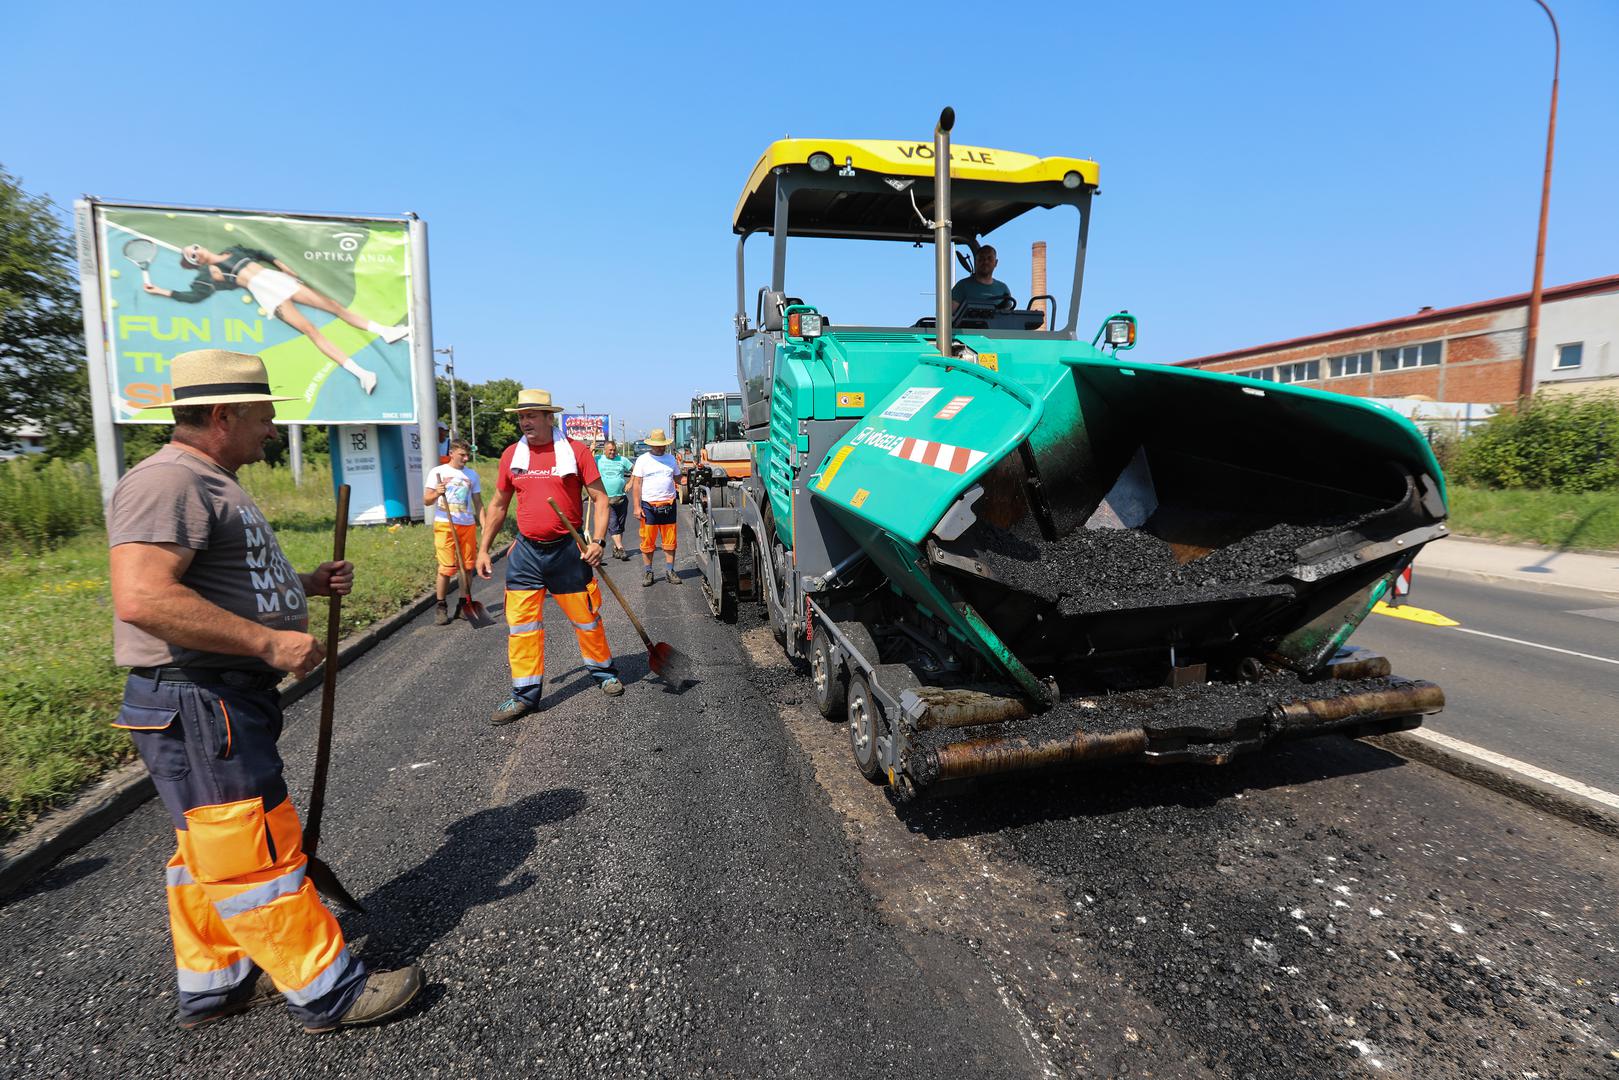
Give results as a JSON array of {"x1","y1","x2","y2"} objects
[{"x1": 1031, "y1": 241, "x2": 1047, "y2": 330}]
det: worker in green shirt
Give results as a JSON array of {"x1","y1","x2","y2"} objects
[
  {"x1": 950, "y1": 241, "x2": 1013, "y2": 311},
  {"x1": 595, "y1": 440, "x2": 636, "y2": 561}
]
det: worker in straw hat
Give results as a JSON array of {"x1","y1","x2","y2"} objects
[
  {"x1": 629, "y1": 427, "x2": 684, "y2": 587},
  {"x1": 106, "y1": 349, "x2": 421, "y2": 1033},
  {"x1": 476, "y1": 388, "x2": 623, "y2": 726}
]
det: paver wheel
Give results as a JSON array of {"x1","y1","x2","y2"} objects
[
  {"x1": 847, "y1": 673, "x2": 887, "y2": 784},
  {"x1": 811, "y1": 633, "x2": 847, "y2": 721}
]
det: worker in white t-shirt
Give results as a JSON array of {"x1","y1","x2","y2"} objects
[
  {"x1": 629, "y1": 428, "x2": 683, "y2": 587},
  {"x1": 422, "y1": 439, "x2": 483, "y2": 624}
]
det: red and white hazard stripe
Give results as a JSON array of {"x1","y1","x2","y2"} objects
[{"x1": 889, "y1": 437, "x2": 987, "y2": 475}]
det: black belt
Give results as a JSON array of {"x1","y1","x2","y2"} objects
[
  {"x1": 130, "y1": 666, "x2": 283, "y2": 692},
  {"x1": 521, "y1": 533, "x2": 577, "y2": 550}
]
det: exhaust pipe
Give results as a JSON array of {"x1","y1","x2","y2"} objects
[{"x1": 934, "y1": 106, "x2": 955, "y2": 357}]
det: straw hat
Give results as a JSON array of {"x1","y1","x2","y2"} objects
[
  {"x1": 643, "y1": 427, "x2": 673, "y2": 447},
  {"x1": 138, "y1": 349, "x2": 296, "y2": 409},
  {"x1": 504, "y1": 389, "x2": 565, "y2": 413}
]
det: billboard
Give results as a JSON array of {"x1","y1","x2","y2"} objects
[
  {"x1": 561, "y1": 413, "x2": 614, "y2": 444},
  {"x1": 87, "y1": 203, "x2": 420, "y2": 425}
]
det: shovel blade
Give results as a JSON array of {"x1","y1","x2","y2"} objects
[
  {"x1": 648, "y1": 641, "x2": 695, "y2": 687},
  {"x1": 458, "y1": 597, "x2": 496, "y2": 628},
  {"x1": 307, "y1": 854, "x2": 366, "y2": 913}
]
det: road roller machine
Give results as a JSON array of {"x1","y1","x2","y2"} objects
[{"x1": 696, "y1": 109, "x2": 1448, "y2": 797}]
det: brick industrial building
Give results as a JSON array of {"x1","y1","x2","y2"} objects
[{"x1": 1174, "y1": 274, "x2": 1619, "y2": 403}]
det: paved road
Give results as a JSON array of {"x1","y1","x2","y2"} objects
[
  {"x1": 2, "y1": 542, "x2": 1617, "y2": 1078},
  {"x1": 1354, "y1": 574, "x2": 1619, "y2": 793}
]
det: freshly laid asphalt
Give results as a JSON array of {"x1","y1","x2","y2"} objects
[{"x1": 2, "y1": 537, "x2": 1617, "y2": 1078}]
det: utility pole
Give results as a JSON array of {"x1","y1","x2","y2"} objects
[
  {"x1": 468, "y1": 396, "x2": 478, "y2": 461},
  {"x1": 434, "y1": 345, "x2": 457, "y2": 435},
  {"x1": 1520, "y1": 0, "x2": 1560, "y2": 401}
]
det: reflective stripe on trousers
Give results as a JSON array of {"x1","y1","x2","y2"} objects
[
  {"x1": 505, "y1": 586, "x2": 616, "y2": 701},
  {"x1": 117, "y1": 673, "x2": 367, "y2": 1027}
]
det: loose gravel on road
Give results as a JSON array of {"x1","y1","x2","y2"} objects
[{"x1": 3, "y1": 527, "x2": 1617, "y2": 1079}]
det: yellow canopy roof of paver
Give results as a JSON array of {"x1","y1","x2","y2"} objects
[{"x1": 733, "y1": 138, "x2": 1100, "y2": 236}]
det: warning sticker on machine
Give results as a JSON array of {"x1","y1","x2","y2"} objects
[
  {"x1": 934, "y1": 395, "x2": 973, "y2": 420},
  {"x1": 879, "y1": 386, "x2": 941, "y2": 421}
]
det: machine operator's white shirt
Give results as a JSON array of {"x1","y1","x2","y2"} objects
[{"x1": 633, "y1": 453, "x2": 680, "y2": 503}]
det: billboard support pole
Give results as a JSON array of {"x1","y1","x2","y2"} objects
[
  {"x1": 407, "y1": 215, "x2": 438, "y2": 478},
  {"x1": 288, "y1": 426, "x2": 304, "y2": 486},
  {"x1": 73, "y1": 198, "x2": 125, "y2": 510}
]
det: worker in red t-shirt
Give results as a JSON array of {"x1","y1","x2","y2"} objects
[{"x1": 475, "y1": 388, "x2": 622, "y2": 725}]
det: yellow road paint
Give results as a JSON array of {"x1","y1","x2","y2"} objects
[{"x1": 1373, "y1": 600, "x2": 1459, "y2": 626}]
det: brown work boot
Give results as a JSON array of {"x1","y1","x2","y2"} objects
[
  {"x1": 434, "y1": 602, "x2": 450, "y2": 625},
  {"x1": 491, "y1": 695, "x2": 539, "y2": 725},
  {"x1": 303, "y1": 963, "x2": 423, "y2": 1034},
  {"x1": 177, "y1": 968, "x2": 281, "y2": 1030}
]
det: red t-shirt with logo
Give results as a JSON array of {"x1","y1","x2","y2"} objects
[{"x1": 497, "y1": 438, "x2": 602, "y2": 543}]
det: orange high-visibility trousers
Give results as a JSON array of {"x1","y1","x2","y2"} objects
[
  {"x1": 505, "y1": 534, "x2": 617, "y2": 704},
  {"x1": 115, "y1": 672, "x2": 367, "y2": 1028}
]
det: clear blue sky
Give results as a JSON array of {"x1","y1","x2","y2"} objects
[{"x1": 6, "y1": 0, "x2": 1615, "y2": 437}]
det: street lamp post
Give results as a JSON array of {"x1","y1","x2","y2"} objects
[
  {"x1": 467, "y1": 394, "x2": 478, "y2": 460},
  {"x1": 434, "y1": 345, "x2": 457, "y2": 436},
  {"x1": 1520, "y1": 0, "x2": 1560, "y2": 401}
]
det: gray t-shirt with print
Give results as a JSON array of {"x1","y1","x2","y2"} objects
[{"x1": 108, "y1": 444, "x2": 307, "y2": 671}]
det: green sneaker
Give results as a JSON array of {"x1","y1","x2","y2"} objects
[{"x1": 490, "y1": 696, "x2": 538, "y2": 726}]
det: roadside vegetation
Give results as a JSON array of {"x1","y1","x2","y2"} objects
[
  {"x1": 1434, "y1": 393, "x2": 1619, "y2": 551},
  {"x1": 1446, "y1": 486, "x2": 1619, "y2": 552},
  {"x1": 0, "y1": 456, "x2": 503, "y2": 843}
]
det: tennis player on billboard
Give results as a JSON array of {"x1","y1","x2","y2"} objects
[
  {"x1": 143, "y1": 242, "x2": 408, "y2": 394},
  {"x1": 95, "y1": 204, "x2": 418, "y2": 425}
]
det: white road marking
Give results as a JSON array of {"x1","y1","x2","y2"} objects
[
  {"x1": 1406, "y1": 729, "x2": 1619, "y2": 811},
  {"x1": 1568, "y1": 607, "x2": 1619, "y2": 624},
  {"x1": 1450, "y1": 627, "x2": 1619, "y2": 666}
]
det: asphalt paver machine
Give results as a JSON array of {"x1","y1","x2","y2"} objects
[{"x1": 695, "y1": 110, "x2": 1448, "y2": 797}]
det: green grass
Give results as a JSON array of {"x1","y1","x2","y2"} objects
[
  {"x1": 0, "y1": 459, "x2": 501, "y2": 842},
  {"x1": 1447, "y1": 484, "x2": 1619, "y2": 552}
]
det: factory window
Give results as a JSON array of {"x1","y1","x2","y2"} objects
[
  {"x1": 1328, "y1": 352, "x2": 1374, "y2": 377},
  {"x1": 1378, "y1": 341, "x2": 1441, "y2": 371},
  {"x1": 1275, "y1": 360, "x2": 1320, "y2": 384},
  {"x1": 1242, "y1": 366, "x2": 1276, "y2": 381},
  {"x1": 1555, "y1": 342, "x2": 1583, "y2": 370}
]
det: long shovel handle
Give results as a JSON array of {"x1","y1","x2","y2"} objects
[
  {"x1": 305, "y1": 484, "x2": 349, "y2": 858},
  {"x1": 438, "y1": 495, "x2": 476, "y2": 599},
  {"x1": 547, "y1": 497, "x2": 655, "y2": 653}
]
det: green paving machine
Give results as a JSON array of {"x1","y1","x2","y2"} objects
[{"x1": 695, "y1": 109, "x2": 1448, "y2": 797}]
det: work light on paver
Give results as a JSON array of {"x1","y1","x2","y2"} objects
[
  {"x1": 788, "y1": 311, "x2": 823, "y2": 338},
  {"x1": 1062, "y1": 170, "x2": 1084, "y2": 189},
  {"x1": 808, "y1": 152, "x2": 834, "y2": 173}
]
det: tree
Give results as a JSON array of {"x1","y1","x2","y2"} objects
[
  {"x1": 0, "y1": 166, "x2": 89, "y2": 456},
  {"x1": 471, "y1": 378, "x2": 523, "y2": 458}
]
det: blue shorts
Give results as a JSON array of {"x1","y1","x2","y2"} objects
[{"x1": 606, "y1": 497, "x2": 629, "y2": 537}]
